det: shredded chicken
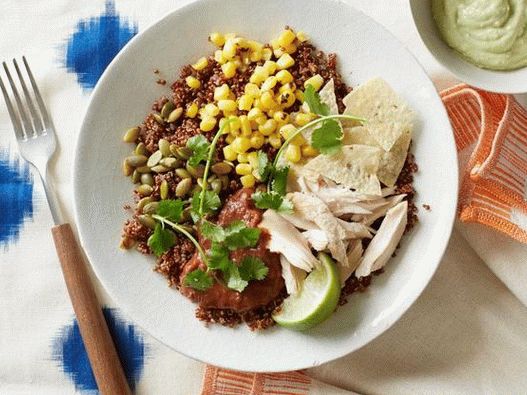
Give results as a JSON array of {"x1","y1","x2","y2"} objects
[
  {"x1": 259, "y1": 210, "x2": 319, "y2": 271},
  {"x1": 280, "y1": 255, "x2": 307, "y2": 295},
  {"x1": 302, "y1": 229, "x2": 329, "y2": 251},
  {"x1": 355, "y1": 201, "x2": 408, "y2": 278},
  {"x1": 338, "y1": 240, "x2": 363, "y2": 287},
  {"x1": 352, "y1": 194, "x2": 406, "y2": 225}
]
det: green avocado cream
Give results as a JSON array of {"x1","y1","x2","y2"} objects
[{"x1": 433, "y1": 0, "x2": 527, "y2": 70}]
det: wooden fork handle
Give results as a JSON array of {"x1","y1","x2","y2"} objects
[{"x1": 52, "y1": 223, "x2": 132, "y2": 395}]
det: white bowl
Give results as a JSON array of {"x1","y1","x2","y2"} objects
[
  {"x1": 73, "y1": 0, "x2": 458, "y2": 372},
  {"x1": 410, "y1": 0, "x2": 527, "y2": 94}
]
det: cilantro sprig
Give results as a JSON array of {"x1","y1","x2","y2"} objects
[{"x1": 186, "y1": 134, "x2": 210, "y2": 167}]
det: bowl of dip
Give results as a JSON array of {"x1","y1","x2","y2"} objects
[{"x1": 410, "y1": 0, "x2": 527, "y2": 93}]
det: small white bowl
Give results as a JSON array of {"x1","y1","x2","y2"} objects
[{"x1": 410, "y1": 0, "x2": 527, "y2": 94}]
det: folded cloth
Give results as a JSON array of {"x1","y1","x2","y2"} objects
[{"x1": 202, "y1": 85, "x2": 527, "y2": 394}]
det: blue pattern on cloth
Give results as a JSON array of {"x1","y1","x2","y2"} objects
[
  {"x1": 64, "y1": 0, "x2": 137, "y2": 89},
  {"x1": 0, "y1": 148, "x2": 33, "y2": 248},
  {"x1": 53, "y1": 307, "x2": 147, "y2": 393}
]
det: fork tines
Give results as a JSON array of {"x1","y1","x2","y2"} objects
[{"x1": 0, "y1": 57, "x2": 51, "y2": 141}]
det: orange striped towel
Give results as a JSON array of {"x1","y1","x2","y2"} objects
[{"x1": 201, "y1": 85, "x2": 527, "y2": 395}]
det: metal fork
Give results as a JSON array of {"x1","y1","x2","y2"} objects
[{"x1": 0, "y1": 58, "x2": 131, "y2": 395}]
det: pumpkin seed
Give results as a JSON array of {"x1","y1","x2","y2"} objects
[
  {"x1": 158, "y1": 139, "x2": 171, "y2": 157},
  {"x1": 136, "y1": 184, "x2": 153, "y2": 196},
  {"x1": 181, "y1": 207, "x2": 192, "y2": 222},
  {"x1": 211, "y1": 179, "x2": 223, "y2": 194},
  {"x1": 169, "y1": 144, "x2": 179, "y2": 157},
  {"x1": 136, "y1": 166, "x2": 152, "y2": 174},
  {"x1": 211, "y1": 161, "x2": 232, "y2": 175},
  {"x1": 131, "y1": 169, "x2": 141, "y2": 184},
  {"x1": 138, "y1": 214, "x2": 156, "y2": 229},
  {"x1": 160, "y1": 180, "x2": 169, "y2": 200},
  {"x1": 191, "y1": 184, "x2": 202, "y2": 195},
  {"x1": 142, "y1": 202, "x2": 159, "y2": 215},
  {"x1": 219, "y1": 175, "x2": 230, "y2": 189},
  {"x1": 175, "y1": 178, "x2": 193, "y2": 197},
  {"x1": 167, "y1": 107, "x2": 183, "y2": 123},
  {"x1": 140, "y1": 173, "x2": 154, "y2": 186},
  {"x1": 174, "y1": 147, "x2": 192, "y2": 160},
  {"x1": 160, "y1": 101, "x2": 175, "y2": 119},
  {"x1": 122, "y1": 160, "x2": 133, "y2": 176},
  {"x1": 152, "y1": 113, "x2": 165, "y2": 125},
  {"x1": 175, "y1": 168, "x2": 192, "y2": 179},
  {"x1": 119, "y1": 236, "x2": 135, "y2": 249},
  {"x1": 135, "y1": 142, "x2": 147, "y2": 156},
  {"x1": 147, "y1": 150, "x2": 163, "y2": 167},
  {"x1": 186, "y1": 163, "x2": 205, "y2": 178},
  {"x1": 152, "y1": 165, "x2": 170, "y2": 173},
  {"x1": 123, "y1": 127, "x2": 139, "y2": 143},
  {"x1": 137, "y1": 197, "x2": 153, "y2": 212},
  {"x1": 160, "y1": 157, "x2": 179, "y2": 168},
  {"x1": 197, "y1": 177, "x2": 204, "y2": 188},
  {"x1": 126, "y1": 155, "x2": 148, "y2": 167}
]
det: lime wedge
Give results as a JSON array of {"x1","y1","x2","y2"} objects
[{"x1": 273, "y1": 252, "x2": 341, "y2": 330}]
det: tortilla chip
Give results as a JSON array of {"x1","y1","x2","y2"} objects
[
  {"x1": 343, "y1": 78, "x2": 414, "y2": 151},
  {"x1": 343, "y1": 126, "x2": 412, "y2": 187},
  {"x1": 301, "y1": 145, "x2": 382, "y2": 195},
  {"x1": 302, "y1": 79, "x2": 341, "y2": 140}
]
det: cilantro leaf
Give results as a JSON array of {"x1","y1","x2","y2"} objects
[
  {"x1": 239, "y1": 256, "x2": 269, "y2": 281},
  {"x1": 252, "y1": 191, "x2": 294, "y2": 213},
  {"x1": 224, "y1": 220, "x2": 261, "y2": 250},
  {"x1": 224, "y1": 264, "x2": 249, "y2": 292},
  {"x1": 156, "y1": 199, "x2": 184, "y2": 222},
  {"x1": 184, "y1": 269, "x2": 214, "y2": 291},
  {"x1": 147, "y1": 224, "x2": 176, "y2": 256},
  {"x1": 257, "y1": 151, "x2": 272, "y2": 182},
  {"x1": 200, "y1": 221, "x2": 226, "y2": 243},
  {"x1": 186, "y1": 135, "x2": 210, "y2": 167},
  {"x1": 191, "y1": 190, "x2": 221, "y2": 221},
  {"x1": 304, "y1": 84, "x2": 329, "y2": 116},
  {"x1": 271, "y1": 166, "x2": 289, "y2": 196},
  {"x1": 311, "y1": 119, "x2": 343, "y2": 155},
  {"x1": 207, "y1": 243, "x2": 231, "y2": 271}
]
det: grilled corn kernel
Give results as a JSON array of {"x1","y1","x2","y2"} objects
[
  {"x1": 270, "y1": 38, "x2": 281, "y2": 50},
  {"x1": 223, "y1": 145, "x2": 237, "y2": 161},
  {"x1": 239, "y1": 115, "x2": 251, "y2": 136},
  {"x1": 227, "y1": 115, "x2": 241, "y2": 132},
  {"x1": 276, "y1": 70, "x2": 293, "y2": 84},
  {"x1": 273, "y1": 111, "x2": 290, "y2": 125},
  {"x1": 247, "y1": 151, "x2": 258, "y2": 167},
  {"x1": 186, "y1": 76, "x2": 201, "y2": 89},
  {"x1": 294, "y1": 112, "x2": 314, "y2": 126},
  {"x1": 255, "y1": 114, "x2": 267, "y2": 125},
  {"x1": 273, "y1": 47, "x2": 285, "y2": 58},
  {"x1": 278, "y1": 29, "x2": 296, "y2": 47},
  {"x1": 217, "y1": 99, "x2": 237, "y2": 113},
  {"x1": 237, "y1": 94, "x2": 254, "y2": 111},
  {"x1": 200, "y1": 116, "x2": 217, "y2": 132},
  {"x1": 268, "y1": 133, "x2": 282, "y2": 149},
  {"x1": 295, "y1": 90, "x2": 304, "y2": 103},
  {"x1": 259, "y1": 119, "x2": 278, "y2": 136},
  {"x1": 235, "y1": 162, "x2": 252, "y2": 176},
  {"x1": 280, "y1": 124, "x2": 305, "y2": 145},
  {"x1": 223, "y1": 38, "x2": 237, "y2": 59},
  {"x1": 296, "y1": 31, "x2": 309, "y2": 42},
  {"x1": 283, "y1": 42, "x2": 297, "y2": 54},
  {"x1": 225, "y1": 134, "x2": 235, "y2": 144},
  {"x1": 250, "y1": 133, "x2": 265, "y2": 149},
  {"x1": 260, "y1": 91, "x2": 277, "y2": 110},
  {"x1": 203, "y1": 103, "x2": 219, "y2": 117},
  {"x1": 214, "y1": 49, "x2": 227, "y2": 64},
  {"x1": 231, "y1": 137, "x2": 251, "y2": 154},
  {"x1": 249, "y1": 49, "x2": 263, "y2": 62},
  {"x1": 279, "y1": 83, "x2": 297, "y2": 94},
  {"x1": 214, "y1": 84, "x2": 231, "y2": 101},
  {"x1": 192, "y1": 57, "x2": 209, "y2": 71},
  {"x1": 285, "y1": 144, "x2": 302, "y2": 163},
  {"x1": 209, "y1": 32, "x2": 225, "y2": 47},
  {"x1": 278, "y1": 90, "x2": 296, "y2": 108},
  {"x1": 244, "y1": 83, "x2": 260, "y2": 98},
  {"x1": 186, "y1": 103, "x2": 198, "y2": 118},
  {"x1": 221, "y1": 62, "x2": 237, "y2": 79},
  {"x1": 247, "y1": 107, "x2": 264, "y2": 121},
  {"x1": 262, "y1": 48, "x2": 273, "y2": 61},
  {"x1": 240, "y1": 174, "x2": 256, "y2": 188},
  {"x1": 276, "y1": 53, "x2": 295, "y2": 69},
  {"x1": 304, "y1": 74, "x2": 324, "y2": 91},
  {"x1": 261, "y1": 76, "x2": 278, "y2": 92},
  {"x1": 263, "y1": 60, "x2": 277, "y2": 75},
  {"x1": 302, "y1": 144, "x2": 319, "y2": 157},
  {"x1": 237, "y1": 153, "x2": 249, "y2": 163},
  {"x1": 249, "y1": 66, "x2": 268, "y2": 85}
]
